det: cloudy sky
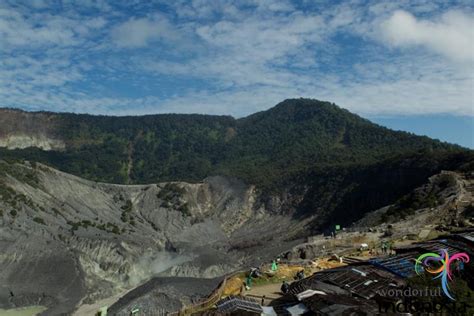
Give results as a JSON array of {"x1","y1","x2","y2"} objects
[{"x1": 0, "y1": 0, "x2": 473, "y2": 147}]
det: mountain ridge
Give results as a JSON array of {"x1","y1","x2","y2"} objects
[
  {"x1": 0, "y1": 98, "x2": 462, "y2": 148},
  {"x1": 0, "y1": 99, "x2": 465, "y2": 186}
]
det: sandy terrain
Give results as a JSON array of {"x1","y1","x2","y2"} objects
[{"x1": 73, "y1": 289, "x2": 131, "y2": 316}]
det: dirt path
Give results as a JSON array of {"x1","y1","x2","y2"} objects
[{"x1": 245, "y1": 283, "x2": 282, "y2": 304}]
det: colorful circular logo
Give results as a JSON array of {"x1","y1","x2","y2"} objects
[{"x1": 415, "y1": 249, "x2": 470, "y2": 301}]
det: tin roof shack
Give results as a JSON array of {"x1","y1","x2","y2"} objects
[
  {"x1": 393, "y1": 230, "x2": 474, "y2": 257},
  {"x1": 376, "y1": 234, "x2": 473, "y2": 278},
  {"x1": 390, "y1": 232, "x2": 474, "y2": 277},
  {"x1": 440, "y1": 233, "x2": 474, "y2": 290},
  {"x1": 298, "y1": 264, "x2": 406, "y2": 300},
  {"x1": 273, "y1": 263, "x2": 406, "y2": 315},
  {"x1": 369, "y1": 252, "x2": 418, "y2": 278},
  {"x1": 387, "y1": 233, "x2": 474, "y2": 295},
  {"x1": 301, "y1": 292, "x2": 379, "y2": 315},
  {"x1": 459, "y1": 230, "x2": 474, "y2": 242},
  {"x1": 454, "y1": 230, "x2": 474, "y2": 249},
  {"x1": 264, "y1": 233, "x2": 474, "y2": 315},
  {"x1": 216, "y1": 296, "x2": 263, "y2": 316}
]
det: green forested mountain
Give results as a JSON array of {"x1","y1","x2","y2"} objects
[
  {"x1": 0, "y1": 99, "x2": 472, "y2": 228},
  {"x1": 0, "y1": 99, "x2": 466, "y2": 187}
]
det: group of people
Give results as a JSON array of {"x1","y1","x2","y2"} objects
[{"x1": 366, "y1": 240, "x2": 394, "y2": 256}]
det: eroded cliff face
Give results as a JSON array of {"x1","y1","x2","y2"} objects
[
  {"x1": 0, "y1": 109, "x2": 64, "y2": 150},
  {"x1": 0, "y1": 161, "x2": 298, "y2": 314},
  {"x1": 0, "y1": 134, "x2": 65, "y2": 150}
]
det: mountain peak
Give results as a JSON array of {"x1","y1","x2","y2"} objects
[
  {"x1": 262, "y1": 98, "x2": 339, "y2": 115},
  {"x1": 245, "y1": 98, "x2": 365, "y2": 127}
]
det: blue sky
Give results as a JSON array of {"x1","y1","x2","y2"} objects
[
  {"x1": 0, "y1": 0, "x2": 473, "y2": 147},
  {"x1": 372, "y1": 115, "x2": 473, "y2": 149}
]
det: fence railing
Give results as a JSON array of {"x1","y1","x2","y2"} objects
[{"x1": 166, "y1": 260, "x2": 313, "y2": 315}]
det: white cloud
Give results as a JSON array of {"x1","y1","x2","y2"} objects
[
  {"x1": 253, "y1": 0, "x2": 295, "y2": 13},
  {"x1": 195, "y1": 13, "x2": 327, "y2": 62},
  {"x1": 111, "y1": 14, "x2": 177, "y2": 48},
  {"x1": 381, "y1": 10, "x2": 474, "y2": 62},
  {"x1": 0, "y1": 0, "x2": 472, "y2": 119},
  {"x1": 0, "y1": 7, "x2": 106, "y2": 49},
  {"x1": 0, "y1": 9, "x2": 73, "y2": 47}
]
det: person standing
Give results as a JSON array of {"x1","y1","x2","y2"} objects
[
  {"x1": 271, "y1": 260, "x2": 278, "y2": 271},
  {"x1": 246, "y1": 274, "x2": 252, "y2": 290}
]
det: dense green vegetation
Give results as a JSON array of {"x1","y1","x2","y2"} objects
[
  {"x1": 0, "y1": 99, "x2": 472, "y2": 230},
  {"x1": 0, "y1": 99, "x2": 465, "y2": 188}
]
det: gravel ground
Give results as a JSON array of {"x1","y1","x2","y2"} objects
[{"x1": 108, "y1": 276, "x2": 224, "y2": 315}]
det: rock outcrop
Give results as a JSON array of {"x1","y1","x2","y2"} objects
[{"x1": 0, "y1": 109, "x2": 64, "y2": 150}]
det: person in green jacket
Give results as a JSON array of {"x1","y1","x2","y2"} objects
[
  {"x1": 271, "y1": 260, "x2": 278, "y2": 271},
  {"x1": 245, "y1": 274, "x2": 252, "y2": 290}
]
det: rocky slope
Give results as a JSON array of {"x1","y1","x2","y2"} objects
[
  {"x1": 0, "y1": 162, "x2": 472, "y2": 314},
  {"x1": 0, "y1": 161, "x2": 302, "y2": 314},
  {"x1": 110, "y1": 169, "x2": 474, "y2": 314}
]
